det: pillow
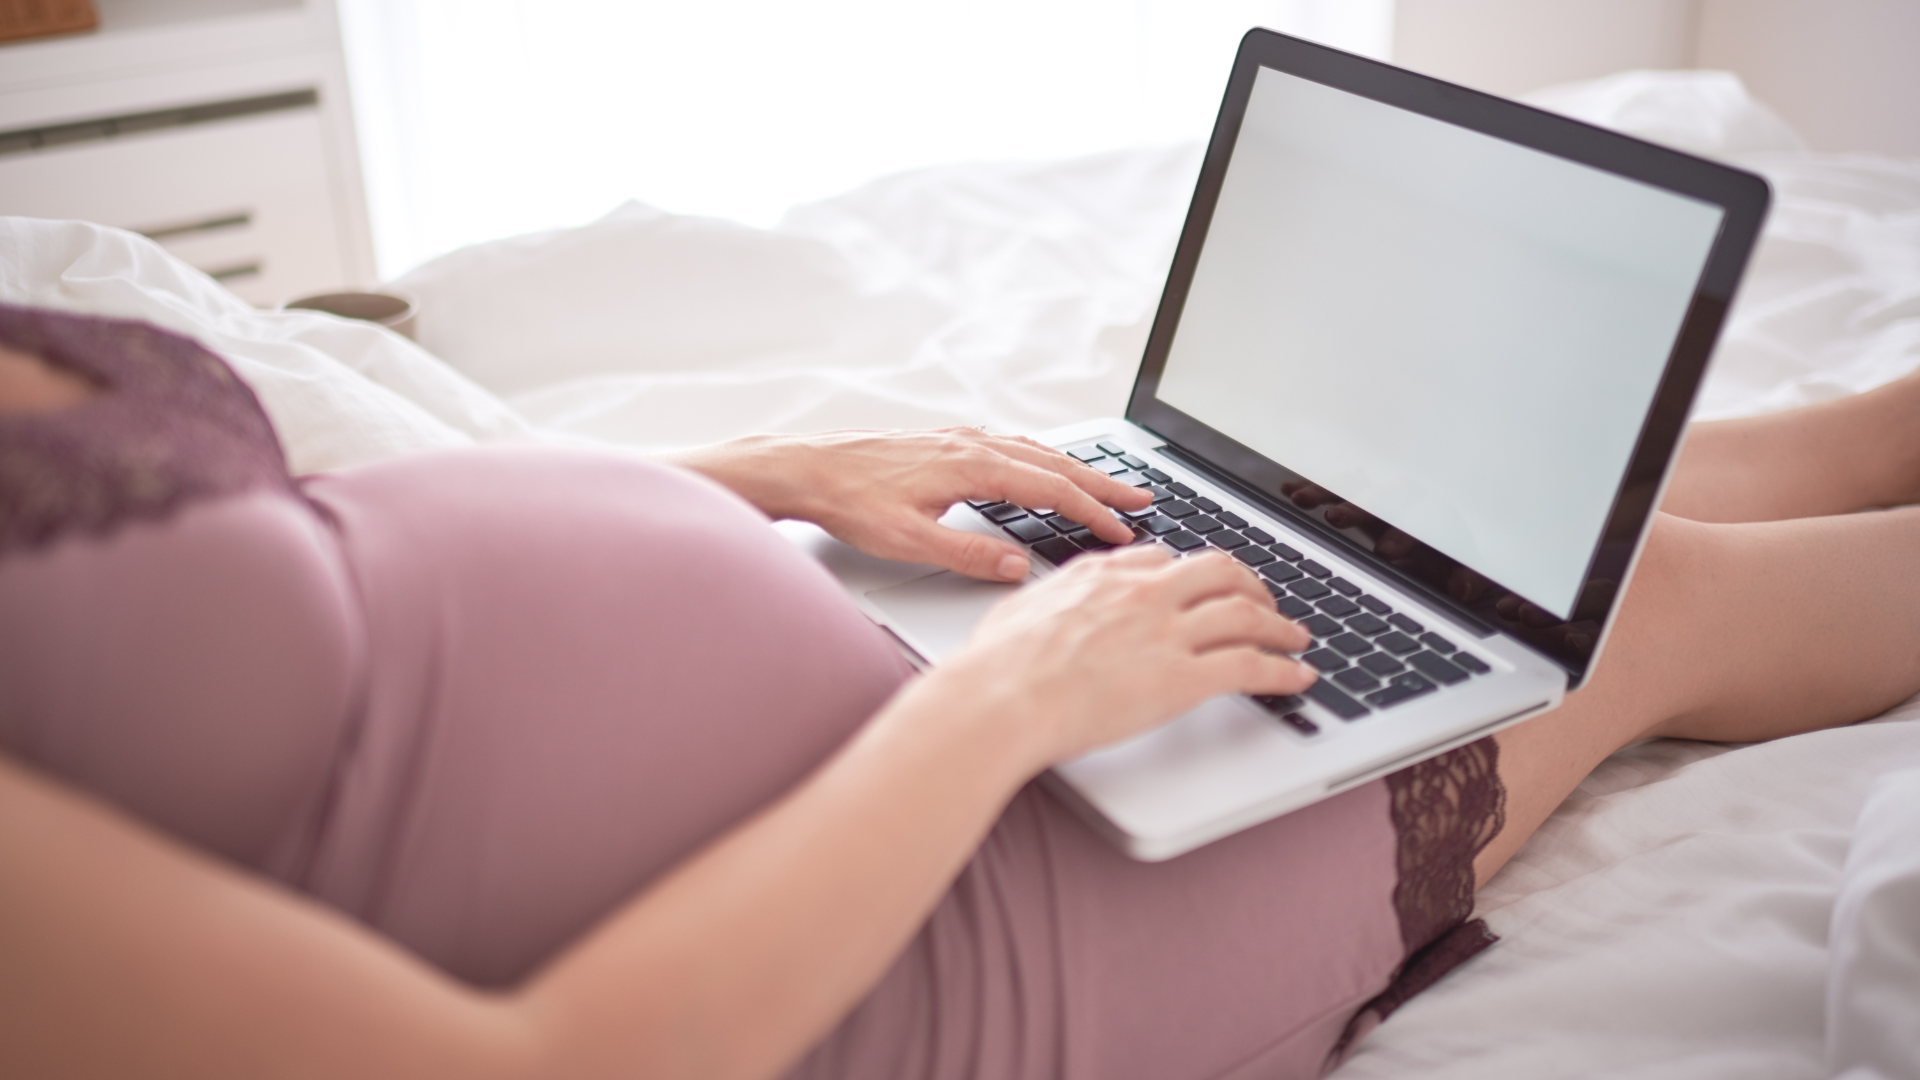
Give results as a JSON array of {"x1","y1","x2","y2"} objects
[{"x1": 0, "y1": 217, "x2": 538, "y2": 475}]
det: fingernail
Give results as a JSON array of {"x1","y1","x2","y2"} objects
[{"x1": 998, "y1": 553, "x2": 1029, "y2": 580}]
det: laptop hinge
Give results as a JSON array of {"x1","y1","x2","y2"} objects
[{"x1": 1152, "y1": 441, "x2": 1500, "y2": 640}]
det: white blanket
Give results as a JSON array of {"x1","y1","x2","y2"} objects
[{"x1": 4, "y1": 69, "x2": 1918, "y2": 1080}]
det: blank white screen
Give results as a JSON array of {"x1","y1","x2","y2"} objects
[{"x1": 1157, "y1": 67, "x2": 1723, "y2": 618}]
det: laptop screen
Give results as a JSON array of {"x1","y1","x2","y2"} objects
[{"x1": 1153, "y1": 65, "x2": 1725, "y2": 621}]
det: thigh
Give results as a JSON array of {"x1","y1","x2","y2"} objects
[{"x1": 791, "y1": 777, "x2": 1417, "y2": 1080}]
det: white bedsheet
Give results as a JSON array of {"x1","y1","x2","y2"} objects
[{"x1": 4, "y1": 69, "x2": 1918, "y2": 1080}]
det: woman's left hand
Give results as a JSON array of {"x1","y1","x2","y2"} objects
[{"x1": 665, "y1": 427, "x2": 1151, "y2": 581}]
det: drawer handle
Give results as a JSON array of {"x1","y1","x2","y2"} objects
[
  {"x1": 0, "y1": 89, "x2": 318, "y2": 158},
  {"x1": 140, "y1": 212, "x2": 252, "y2": 243},
  {"x1": 202, "y1": 261, "x2": 263, "y2": 283}
]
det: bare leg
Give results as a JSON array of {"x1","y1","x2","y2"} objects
[
  {"x1": 1475, "y1": 507, "x2": 1920, "y2": 884},
  {"x1": 1665, "y1": 367, "x2": 1920, "y2": 523}
]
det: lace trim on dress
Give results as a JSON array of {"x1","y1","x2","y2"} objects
[
  {"x1": 1329, "y1": 737, "x2": 1507, "y2": 1066},
  {"x1": 0, "y1": 303, "x2": 290, "y2": 556}
]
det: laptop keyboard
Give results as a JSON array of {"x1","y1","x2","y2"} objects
[{"x1": 966, "y1": 440, "x2": 1492, "y2": 736}]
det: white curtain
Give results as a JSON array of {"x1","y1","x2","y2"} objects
[{"x1": 338, "y1": 0, "x2": 1393, "y2": 277}]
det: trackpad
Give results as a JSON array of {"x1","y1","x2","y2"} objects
[{"x1": 866, "y1": 571, "x2": 1020, "y2": 664}]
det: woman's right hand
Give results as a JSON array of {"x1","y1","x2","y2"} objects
[{"x1": 928, "y1": 545, "x2": 1319, "y2": 773}]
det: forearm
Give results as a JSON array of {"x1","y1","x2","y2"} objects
[
  {"x1": 657, "y1": 435, "x2": 823, "y2": 521},
  {"x1": 0, "y1": 672, "x2": 1041, "y2": 1080}
]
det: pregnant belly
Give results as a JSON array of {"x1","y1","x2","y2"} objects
[{"x1": 299, "y1": 446, "x2": 911, "y2": 985}]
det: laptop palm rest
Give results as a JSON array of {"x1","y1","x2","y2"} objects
[{"x1": 865, "y1": 571, "x2": 1019, "y2": 663}]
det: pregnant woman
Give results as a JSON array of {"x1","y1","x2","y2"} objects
[{"x1": 3, "y1": 303, "x2": 1918, "y2": 1080}]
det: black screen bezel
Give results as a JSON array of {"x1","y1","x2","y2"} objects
[{"x1": 1125, "y1": 28, "x2": 1770, "y2": 687}]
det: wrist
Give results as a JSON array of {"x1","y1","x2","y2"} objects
[
  {"x1": 662, "y1": 434, "x2": 820, "y2": 521},
  {"x1": 874, "y1": 661, "x2": 1057, "y2": 795}
]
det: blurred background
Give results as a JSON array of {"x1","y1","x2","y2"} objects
[{"x1": 2, "y1": 0, "x2": 1915, "y2": 299}]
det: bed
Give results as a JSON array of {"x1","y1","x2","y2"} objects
[{"x1": 4, "y1": 69, "x2": 1916, "y2": 1079}]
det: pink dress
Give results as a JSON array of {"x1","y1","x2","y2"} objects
[{"x1": 0, "y1": 305, "x2": 1503, "y2": 1079}]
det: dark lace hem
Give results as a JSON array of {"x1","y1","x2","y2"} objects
[
  {"x1": 0, "y1": 303, "x2": 290, "y2": 556},
  {"x1": 1329, "y1": 737, "x2": 1507, "y2": 1065}
]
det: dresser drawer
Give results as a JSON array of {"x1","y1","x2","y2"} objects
[{"x1": 0, "y1": 102, "x2": 351, "y2": 305}]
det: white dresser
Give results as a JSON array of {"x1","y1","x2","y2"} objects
[{"x1": 0, "y1": 0, "x2": 375, "y2": 305}]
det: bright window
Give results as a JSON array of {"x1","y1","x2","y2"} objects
[{"x1": 340, "y1": 0, "x2": 1393, "y2": 276}]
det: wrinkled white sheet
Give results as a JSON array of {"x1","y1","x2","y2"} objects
[
  {"x1": 4, "y1": 68, "x2": 1919, "y2": 1080},
  {"x1": 1826, "y1": 769, "x2": 1920, "y2": 1080}
]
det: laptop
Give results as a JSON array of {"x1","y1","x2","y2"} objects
[{"x1": 781, "y1": 28, "x2": 1770, "y2": 861}]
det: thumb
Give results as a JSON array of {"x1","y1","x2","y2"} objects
[{"x1": 900, "y1": 518, "x2": 1032, "y2": 582}]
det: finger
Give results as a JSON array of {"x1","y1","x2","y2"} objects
[
  {"x1": 966, "y1": 460, "x2": 1139, "y2": 545},
  {"x1": 1190, "y1": 646, "x2": 1321, "y2": 699},
  {"x1": 887, "y1": 515, "x2": 1033, "y2": 582},
  {"x1": 979, "y1": 436, "x2": 1152, "y2": 512},
  {"x1": 1178, "y1": 594, "x2": 1313, "y2": 655}
]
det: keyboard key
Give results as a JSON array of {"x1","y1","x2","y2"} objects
[
  {"x1": 1192, "y1": 496, "x2": 1222, "y2": 513},
  {"x1": 1419, "y1": 632, "x2": 1456, "y2": 654},
  {"x1": 1289, "y1": 579, "x2": 1332, "y2": 601},
  {"x1": 1243, "y1": 527, "x2": 1275, "y2": 545},
  {"x1": 1142, "y1": 468, "x2": 1172, "y2": 484},
  {"x1": 965, "y1": 498, "x2": 998, "y2": 510},
  {"x1": 1376, "y1": 631, "x2": 1421, "y2": 656},
  {"x1": 1096, "y1": 458, "x2": 1132, "y2": 475},
  {"x1": 1210, "y1": 531, "x2": 1250, "y2": 551},
  {"x1": 1300, "y1": 613, "x2": 1342, "y2": 638},
  {"x1": 1358, "y1": 595, "x2": 1391, "y2": 615},
  {"x1": 1327, "y1": 577, "x2": 1360, "y2": 596},
  {"x1": 1261, "y1": 562, "x2": 1304, "y2": 584},
  {"x1": 1366, "y1": 678, "x2": 1435, "y2": 709},
  {"x1": 1032, "y1": 536, "x2": 1080, "y2": 564},
  {"x1": 1265, "y1": 580, "x2": 1288, "y2": 600},
  {"x1": 1358, "y1": 652, "x2": 1405, "y2": 676},
  {"x1": 1123, "y1": 472, "x2": 1154, "y2": 488},
  {"x1": 1277, "y1": 596, "x2": 1315, "y2": 620},
  {"x1": 1301, "y1": 647, "x2": 1348, "y2": 672},
  {"x1": 1233, "y1": 546, "x2": 1275, "y2": 568},
  {"x1": 1334, "y1": 668, "x2": 1380, "y2": 693},
  {"x1": 1122, "y1": 505, "x2": 1160, "y2": 520},
  {"x1": 1160, "y1": 500, "x2": 1198, "y2": 519},
  {"x1": 1074, "y1": 533, "x2": 1115, "y2": 551},
  {"x1": 1275, "y1": 710, "x2": 1319, "y2": 736},
  {"x1": 1069, "y1": 447, "x2": 1105, "y2": 463},
  {"x1": 1454, "y1": 652, "x2": 1491, "y2": 675},
  {"x1": 1305, "y1": 680, "x2": 1370, "y2": 720},
  {"x1": 1252, "y1": 695, "x2": 1320, "y2": 735},
  {"x1": 1271, "y1": 543, "x2": 1303, "y2": 561},
  {"x1": 983, "y1": 504, "x2": 1028, "y2": 524},
  {"x1": 1317, "y1": 596, "x2": 1361, "y2": 618},
  {"x1": 1186, "y1": 515, "x2": 1224, "y2": 535},
  {"x1": 1345, "y1": 613, "x2": 1390, "y2": 637},
  {"x1": 1096, "y1": 441, "x2": 1126, "y2": 456},
  {"x1": 1327, "y1": 632, "x2": 1373, "y2": 657},
  {"x1": 1299, "y1": 560, "x2": 1332, "y2": 579},
  {"x1": 1166, "y1": 481, "x2": 1198, "y2": 498},
  {"x1": 1217, "y1": 510, "x2": 1248, "y2": 529},
  {"x1": 1407, "y1": 651, "x2": 1471, "y2": 685},
  {"x1": 1163, "y1": 531, "x2": 1206, "y2": 552},
  {"x1": 1389, "y1": 613, "x2": 1425, "y2": 634},
  {"x1": 1142, "y1": 515, "x2": 1182, "y2": 535},
  {"x1": 1118, "y1": 455, "x2": 1147, "y2": 469},
  {"x1": 1005, "y1": 518, "x2": 1054, "y2": 543},
  {"x1": 1047, "y1": 516, "x2": 1082, "y2": 534},
  {"x1": 1146, "y1": 485, "x2": 1173, "y2": 503}
]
